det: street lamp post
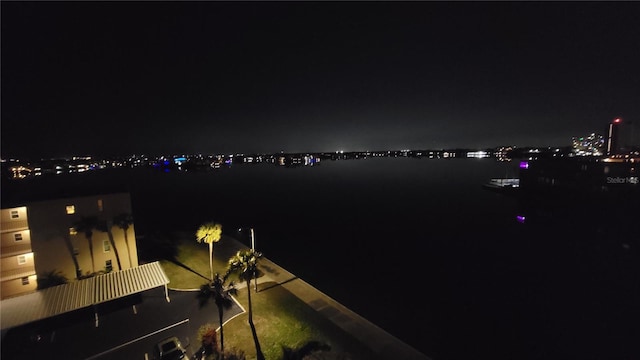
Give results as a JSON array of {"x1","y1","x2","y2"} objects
[
  {"x1": 250, "y1": 228, "x2": 258, "y2": 293},
  {"x1": 250, "y1": 228, "x2": 255, "y2": 253}
]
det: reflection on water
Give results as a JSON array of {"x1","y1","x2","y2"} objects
[{"x1": 2, "y1": 157, "x2": 637, "y2": 360}]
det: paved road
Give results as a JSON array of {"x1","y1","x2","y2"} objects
[{"x1": 1, "y1": 287, "x2": 243, "y2": 360}]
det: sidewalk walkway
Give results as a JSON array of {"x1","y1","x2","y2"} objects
[{"x1": 224, "y1": 237, "x2": 432, "y2": 360}]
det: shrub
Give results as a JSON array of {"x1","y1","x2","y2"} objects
[{"x1": 197, "y1": 323, "x2": 219, "y2": 355}]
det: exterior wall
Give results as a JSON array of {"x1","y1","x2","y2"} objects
[
  {"x1": 111, "y1": 224, "x2": 139, "y2": 269},
  {"x1": 123, "y1": 226, "x2": 139, "y2": 268},
  {"x1": 1, "y1": 207, "x2": 37, "y2": 299},
  {"x1": 1, "y1": 192, "x2": 139, "y2": 300},
  {"x1": 0, "y1": 206, "x2": 28, "y2": 226},
  {"x1": 27, "y1": 192, "x2": 139, "y2": 280},
  {"x1": 1, "y1": 251, "x2": 35, "y2": 272},
  {"x1": 1, "y1": 275, "x2": 38, "y2": 297},
  {"x1": 1, "y1": 229, "x2": 32, "y2": 250}
]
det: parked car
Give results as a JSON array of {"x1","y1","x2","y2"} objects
[
  {"x1": 191, "y1": 345, "x2": 207, "y2": 360},
  {"x1": 156, "y1": 336, "x2": 187, "y2": 360}
]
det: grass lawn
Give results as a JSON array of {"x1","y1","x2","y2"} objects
[{"x1": 157, "y1": 232, "x2": 379, "y2": 360}]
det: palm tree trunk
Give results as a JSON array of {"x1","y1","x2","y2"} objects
[
  {"x1": 246, "y1": 279, "x2": 253, "y2": 323},
  {"x1": 123, "y1": 229, "x2": 133, "y2": 268},
  {"x1": 87, "y1": 236, "x2": 95, "y2": 273},
  {"x1": 246, "y1": 279, "x2": 265, "y2": 360},
  {"x1": 64, "y1": 237, "x2": 82, "y2": 279},
  {"x1": 218, "y1": 306, "x2": 225, "y2": 359},
  {"x1": 106, "y1": 227, "x2": 122, "y2": 271},
  {"x1": 208, "y1": 242, "x2": 213, "y2": 281}
]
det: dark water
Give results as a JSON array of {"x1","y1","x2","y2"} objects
[{"x1": 3, "y1": 157, "x2": 638, "y2": 360}]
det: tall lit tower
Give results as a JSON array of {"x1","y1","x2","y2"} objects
[{"x1": 606, "y1": 117, "x2": 622, "y2": 155}]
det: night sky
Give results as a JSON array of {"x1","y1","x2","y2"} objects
[{"x1": 2, "y1": 1, "x2": 640, "y2": 160}]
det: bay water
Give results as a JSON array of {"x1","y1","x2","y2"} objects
[{"x1": 4, "y1": 157, "x2": 637, "y2": 360}]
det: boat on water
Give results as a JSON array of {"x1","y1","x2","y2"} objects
[{"x1": 482, "y1": 178, "x2": 520, "y2": 194}]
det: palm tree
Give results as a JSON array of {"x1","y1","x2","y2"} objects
[
  {"x1": 73, "y1": 216, "x2": 100, "y2": 274},
  {"x1": 196, "y1": 222, "x2": 222, "y2": 281},
  {"x1": 97, "y1": 219, "x2": 122, "y2": 271},
  {"x1": 113, "y1": 213, "x2": 134, "y2": 268},
  {"x1": 62, "y1": 234, "x2": 82, "y2": 279},
  {"x1": 197, "y1": 273, "x2": 238, "y2": 358},
  {"x1": 37, "y1": 269, "x2": 68, "y2": 290},
  {"x1": 226, "y1": 249, "x2": 265, "y2": 360}
]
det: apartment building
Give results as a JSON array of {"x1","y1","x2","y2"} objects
[
  {"x1": 0, "y1": 206, "x2": 37, "y2": 298},
  {"x1": 1, "y1": 192, "x2": 138, "y2": 300}
]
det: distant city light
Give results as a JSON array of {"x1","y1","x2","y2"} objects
[
  {"x1": 519, "y1": 161, "x2": 529, "y2": 169},
  {"x1": 467, "y1": 151, "x2": 489, "y2": 158},
  {"x1": 613, "y1": 118, "x2": 622, "y2": 123},
  {"x1": 516, "y1": 215, "x2": 526, "y2": 223}
]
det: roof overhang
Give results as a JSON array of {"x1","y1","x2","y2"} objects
[{"x1": 1, "y1": 261, "x2": 169, "y2": 331}]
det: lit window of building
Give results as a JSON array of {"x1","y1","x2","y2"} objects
[{"x1": 66, "y1": 205, "x2": 75, "y2": 214}]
